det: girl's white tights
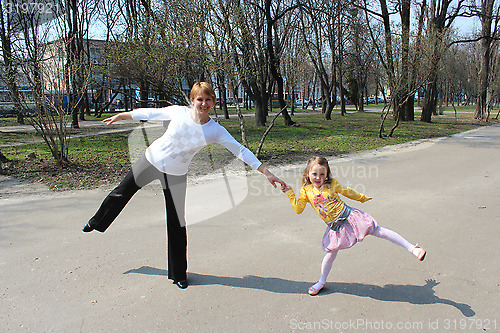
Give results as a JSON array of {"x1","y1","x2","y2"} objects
[
  {"x1": 314, "y1": 226, "x2": 415, "y2": 287},
  {"x1": 317, "y1": 251, "x2": 338, "y2": 285},
  {"x1": 371, "y1": 226, "x2": 414, "y2": 252}
]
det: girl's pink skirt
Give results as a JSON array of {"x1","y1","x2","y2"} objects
[{"x1": 322, "y1": 208, "x2": 378, "y2": 252}]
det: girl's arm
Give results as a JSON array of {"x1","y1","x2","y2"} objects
[
  {"x1": 285, "y1": 186, "x2": 308, "y2": 214},
  {"x1": 332, "y1": 179, "x2": 372, "y2": 202}
]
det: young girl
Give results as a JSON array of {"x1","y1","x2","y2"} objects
[
  {"x1": 283, "y1": 156, "x2": 426, "y2": 295},
  {"x1": 83, "y1": 82, "x2": 286, "y2": 289}
]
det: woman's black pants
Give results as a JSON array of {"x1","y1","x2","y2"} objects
[{"x1": 87, "y1": 155, "x2": 188, "y2": 282}]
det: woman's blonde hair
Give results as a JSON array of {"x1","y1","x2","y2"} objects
[
  {"x1": 302, "y1": 156, "x2": 333, "y2": 186},
  {"x1": 190, "y1": 82, "x2": 217, "y2": 103}
]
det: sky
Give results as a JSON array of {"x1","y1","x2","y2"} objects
[
  {"x1": 34, "y1": 2, "x2": 483, "y2": 43},
  {"x1": 453, "y1": 16, "x2": 481, "y2": 36}
]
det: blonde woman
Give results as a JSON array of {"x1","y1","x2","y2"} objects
[{"x1": 84, "y1": 82, "x2": 286, "y2": 289}]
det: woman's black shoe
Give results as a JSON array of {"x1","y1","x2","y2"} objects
[
  {"x1": 82, "y1": 223, "x2": 94, "y2": 232},
  {"x1": 174, "y1": 280, "x2": 188, "y2": 289}
]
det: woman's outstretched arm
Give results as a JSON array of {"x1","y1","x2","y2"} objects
[{"x1": 102, "y1": 111, "x2": 133, "y2": 125}]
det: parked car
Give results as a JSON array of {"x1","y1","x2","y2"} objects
[{"x1": 147, "y1": 98, "x2": 156, "y2": 107}]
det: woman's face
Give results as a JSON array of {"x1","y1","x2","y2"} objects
[
  {"x1": 191, "y1": 91, "x2": 214, "y2": 117},
  {"x1": 308, "y1": 163, "x2": 327, "y2": 189}
]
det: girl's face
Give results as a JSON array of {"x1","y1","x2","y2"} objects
[
  {"x1": 308, "y1": 163, "x2": 327, "y2": 189},
  {"x1": 191, "y1": 91, "x2": 214, "y2": 117}
]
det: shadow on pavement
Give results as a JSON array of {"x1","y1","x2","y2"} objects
[{"x1": 124, "y1": 266, "x2": 474, "y2": 317}]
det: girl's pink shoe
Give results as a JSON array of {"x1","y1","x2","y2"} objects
[
  {"x1": 412, "y1": 244, "x2": 426, "y2": 261},
  {"x1": 308, "y1": 282, "x2": 325, "y2": 296}
]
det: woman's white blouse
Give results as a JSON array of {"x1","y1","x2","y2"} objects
[{"x1": 130, "y1": 106, "x2": 262, "y2": 175}]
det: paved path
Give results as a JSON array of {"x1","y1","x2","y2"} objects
[
  {"x1": 0, "y1": 125, "x2": 499, "y2": 332},
  {"x1": 0, "y1": 119, "x2": 162, "y2": 148},
  {"x1": 0, "y1": 119, "x2": 126, "y2": 133}
]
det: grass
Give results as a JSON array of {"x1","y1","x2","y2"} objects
[
  {"x1": 0, "y1": 108, "x2": 496, "y2": 190},
  {"x1": 218, "y1": 110, "x2": 487, "y2": 161}
]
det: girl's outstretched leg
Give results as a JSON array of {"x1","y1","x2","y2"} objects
[
  {"x1": 372, "y1": 226, "x2": 426, "y2": 260},
  {"x1": 309, "y1": 250, "x2": 338, "y2": 295},
  {"x1": 372, "y1": 226, "x2": 413, "y2": 251}
]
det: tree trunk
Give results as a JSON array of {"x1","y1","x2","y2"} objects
[
  {"x1": 216, "y1": 71, "x2": 229, "y2": 119},
  {"x1": 0, "y1": 2, "x2": 24, "y2": 124},
  {"x1": 422, "y1": 80, "x2": 438, "y2": 122},
  {"x1": 254, "y1": 96, "x2": 267, "y2": 127},
  {"x1": 325, "y1": 100, "x2": 335, "y2": 119},
  {"x1": 265, "y1": 0, "x2": 294, "y2": 126},
  {"x1": 405, "y1": 94, "x2": 415, "y2": 120},
  {"x1": 67, "y1": 0, "x2": 80, "y2": 128},
  {"x1": 140, "y1": 80, "x2": 149, "y2": 108},
  {"x1": 420, "y1": 0, "x2": 461, "y2": 122},
  {"x1": 274, "y1": 75, "x2": 294, "y2": 125},
  {"x1": 358, "y1": 92, "x2": 365, "y2": 113},
  {"x1": 399, "y1": 0, "x2": 413, "y2": 121},
  {"x1": 474, "y1": 0, "x2": 494, "y2": 120}
]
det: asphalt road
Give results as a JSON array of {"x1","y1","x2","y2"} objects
[{"x1": 1, "y1": 125, "x2": 499, "y2": 332}]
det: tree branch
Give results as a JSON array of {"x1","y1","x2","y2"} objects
[
  {"x1": 255, "y1": 107, "x2": 285, "y2": 158},
  {"x1": 448, "y1": 35, "x2": 500, "y2": 47}
]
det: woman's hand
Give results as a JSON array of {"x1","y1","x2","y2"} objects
[
  {"x1": 257, "y1": 164, "x2": 286, "y2": 190},
  {"x1": 267, "y1": 173, "x2": 287, "y2": 191},
  {"x1": 282, "y1": 184, "x2": 292, "y2": 193},
  {"x1": 102, "y1": 114, "x2": 121, "y2": 125},
  {"x1": 102, "y1": 112, "x2": 133, "y2": 125}
]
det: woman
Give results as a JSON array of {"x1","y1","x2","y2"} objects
[{"x1": 83, "y1": 82, "x2": 286, "y2": 289}]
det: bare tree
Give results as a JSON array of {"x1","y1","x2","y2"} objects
[
  {"x1": 472, "y1": 0, "x2": 500, "y2": 120},
  {"x1": 360, "y1": 0, "x2": 415, "y2": 122},
  {"x1": 420, "y1": 0, "x2": 466, "y2": 122},
  {"x1": 221, "y1": 0, "x2": 275, "y2": 126},
  {"x1": 282, "y1": 25, "x2": 310, "y2": 114},
  {"x1": 359, "y1": 0, "x2": 437, "y2": 133},
  {"x1": 346, "y1": 7, "x2": 377, "y2": 113},
  {"x1": 64, "y1": 0, "x2": 98, "y2": 128},
  {"x1": 206, "y1": 0, "x2": 233, "y2": 118},
  {"x1": 299, "y1": 0, "x2": 349, "y2": 119},
  {"x1": 0, "y1": 1, "x2": 24, "y2": 124},
  {"x1": 440, "y1": 42, "x2": 474, "y2": 113},
  {"x1": 87, "y1": 0, "x2": 122, "y2": 117},
  {"x1": 260, "y1": 0, "x2": 297, "y2": 126},
  {"x1": 107, "y1": 0, "x2": 209, "y2": 109},
  {"x1": 12, "y1": 6, "x2": 90, "y2": 166}
]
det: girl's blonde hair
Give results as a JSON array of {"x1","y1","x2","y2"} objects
[
  {"x1": 302, "y1": 156, "x2": 333, "y2": 186},
  {"x1": 190, "y1": 82, "x2": 217, "y2": 103}
]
